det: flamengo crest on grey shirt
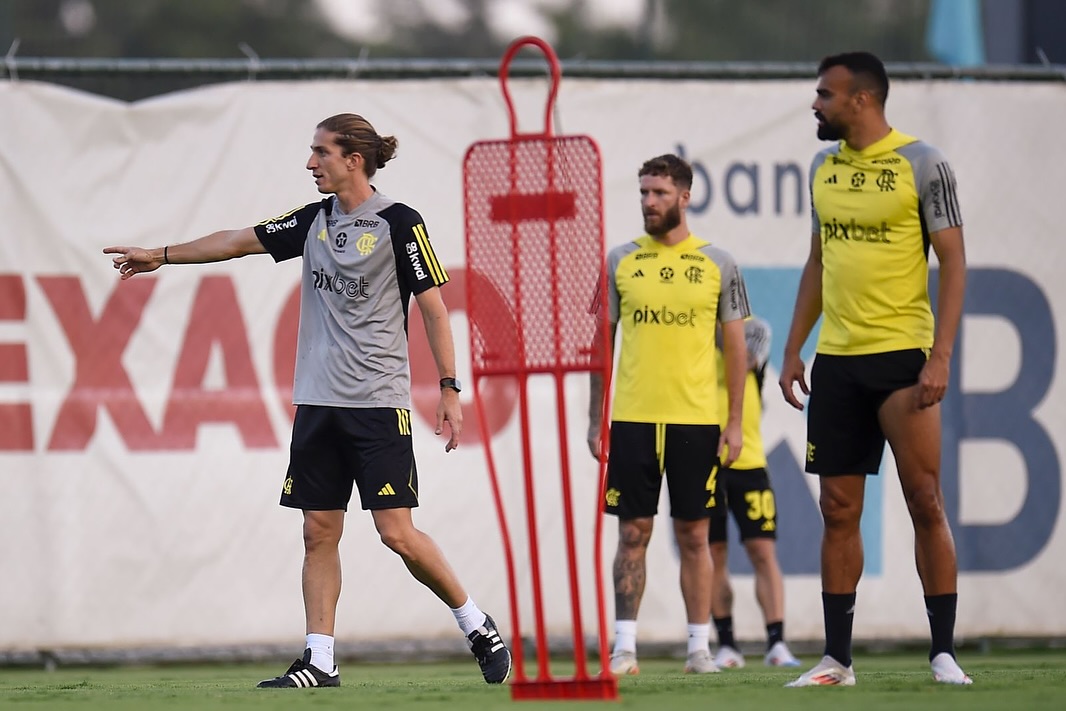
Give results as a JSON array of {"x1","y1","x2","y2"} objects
[{"x1": 254, "y1": 190, "x2": 449, "y2": 409}]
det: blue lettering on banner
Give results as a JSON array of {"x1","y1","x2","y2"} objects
[
  {"x1": 674, "y1": 144, "x2": 806, "y2": 217},
  {"x1": 935, "y1": 269, "x2": 1060, "y2": 572},
  {"x1": 704, "y1": 267, "x2": 1060, "y2": 577}
]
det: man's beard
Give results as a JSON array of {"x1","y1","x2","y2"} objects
[
  {"x1": 816, "y1": 114, "x2": 844, "y2": 141},
  {"x1": 644, "y1": 202, "x2": 682, "y2": 237}
]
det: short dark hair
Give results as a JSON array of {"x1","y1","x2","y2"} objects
[
  {"x1": 818, "y1": 51, "x2": 889, "y2": 106},
  {"x1": 638, "y1": 154, "x2": 693, "y2": 191}
]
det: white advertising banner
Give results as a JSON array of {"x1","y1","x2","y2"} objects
[{"x1": 0, "y1": 76, "x2": 1062, "y2": 652}]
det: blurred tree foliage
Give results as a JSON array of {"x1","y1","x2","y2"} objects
[
  {"x1": 1, "y1": 0, "x2": 352, "y2": 57},
  {"x1": 0, "y1": 0, "x2": 935, "y2": 99},
  {"x1": 2, "y1": 0, "x2": 935, "y2": 61},
  {"x1": 0, "y1": 0, "x2": 358, "y2": 97},
  {"x1": 368, "y1": 0, "x2": 934, "y2": 62},
  {"x1": 652, "y1": 0, "x2": 932, "y2": 61}
]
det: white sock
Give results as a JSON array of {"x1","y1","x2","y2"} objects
[
  {"x1": 614, "y1": 619, "x2": 637, "y2": 655},
  {"x1": 306, "y1": 633, "x2": 335, "y2": 672},
  {"x1": 687, "y1": 623, "x2": 711, "y2": 655},
  {"x1": 450, "y1": 596, "x2": 487, "y2": 636}
]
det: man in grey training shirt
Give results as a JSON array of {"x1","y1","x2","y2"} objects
[{"x1": 104, "y1": 113, "x2": 511, "y2": 689}]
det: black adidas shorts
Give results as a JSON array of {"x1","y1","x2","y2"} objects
[
  {"x1": 805, "y1": 348, "x2": 927, "y2": 476},
  {"x1": 708, "y1": 467, "x2": 777, "y2": 543},
  {"x1": 281, "y1": 405, "x2": 419, "y2": 511},
  {"x1": 604, "y1": 421, "x2": 724, "y2": 521}
]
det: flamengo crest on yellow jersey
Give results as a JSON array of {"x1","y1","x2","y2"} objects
[
  {"x1": 810, "y1": 129, "x2": 963, "y2": 355},
  {"x1": 606, "y1": 234, "x2": 750, "y2": 425}
]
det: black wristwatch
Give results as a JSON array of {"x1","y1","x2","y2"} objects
[{"x1": 439, "y1": 377, "x2": 462, "y2": 393}]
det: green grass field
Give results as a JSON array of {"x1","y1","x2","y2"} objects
[{"x1": 2, "y1": 650, "x2": 1064, "y2": 710}]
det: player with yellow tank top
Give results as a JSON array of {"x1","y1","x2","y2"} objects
[
  {"x1": 716, "y1": 318, "x2": 769, "y2": 471},
  {"x1": 708, "y1": 316, "x2": 801, "y2": 669}
]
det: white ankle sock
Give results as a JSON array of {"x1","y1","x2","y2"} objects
[
  {"x1": 614, "y1": 619, "x2": 637, "y2": 654},
  {"x1": 306, "y1": 633, "x2": 335, "y2": 672},
  {"x1": 450, "y1": 596, "x2": 487, "y2": 636},
  {"x1": 687, "y1": 623, "x2": 710, "y2": 655}
]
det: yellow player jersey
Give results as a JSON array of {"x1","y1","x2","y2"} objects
[
  {"x1": 809, "y1": 129, "x2": 963, "y2": 355},
  {"x1": 607, "y1": 234, "x2": 750, "y2": 424},
  {"x1": 716, "y1": 316, "x2": 771, "y2": 470}
]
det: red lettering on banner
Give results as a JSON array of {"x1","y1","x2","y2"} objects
[
  {"x1": 22, "y1": 271, "x2": 516, "y2": 452},
  {"x1": 0, "y1": 274, "x2": 33, "y2": 450},
  {"x1": 272, "y1": 283, "x2": 300, "y2": 424},
  {"x1": 408, "y1": 268, "x2": 518, "y2": 445},
  {"x1": 39, "y1": 276, "x2": 159, "y2": 451},
  {"x1": 0, "y1": 343, "x2": 28, "y2": 382},
  {"x1": 160, "y1": 276, "x2": 278, "y2": 448}
]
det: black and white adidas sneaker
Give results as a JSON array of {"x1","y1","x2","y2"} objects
[
  {"x1": 256, "y1": 648, "x2": 340, "y2": 689},
  {"x1": 467, "y1": 614, "x2": 512, "y2": 684}
]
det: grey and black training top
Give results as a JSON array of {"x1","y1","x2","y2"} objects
[{"x1": 254, "y1": 190, "x2": 449, "y2": 409}]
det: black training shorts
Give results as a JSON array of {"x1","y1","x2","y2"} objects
[
  {"x1": 805, "y1": 348, "x2": 927, "y2": 476},
  {"x1": 604, "y1": 421, "x2": 724, "y2": 521},
  {"x1": 708, "y1": 467, "x2": 778, "y2": 543},
  {"x1": 281, "y1": 405, "x2": 419, "y2": 511}
]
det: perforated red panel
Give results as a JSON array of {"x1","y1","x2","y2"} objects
[{"x1": 463, "y1": 135, "x2": 605, "y2": 376}]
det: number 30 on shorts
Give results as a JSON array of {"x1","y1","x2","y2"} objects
[{"x1": 744, "y1": 489, "x2": 776, "y2": 521}]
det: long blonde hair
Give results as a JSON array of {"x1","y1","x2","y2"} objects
[{"x1": 317, "y1": 113, "x2": 398, "y2": 178}]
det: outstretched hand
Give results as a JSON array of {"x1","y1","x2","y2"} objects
[{"x1": 103, "y1": 246, "x2": 162, "y2": 280}]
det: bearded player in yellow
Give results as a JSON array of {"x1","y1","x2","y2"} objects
[
  {"x1": 589, "y1": 154, "x2": 749, "y2": 675},
  {"x1": 779, "y1": 52, "x2": 970, "y2": 687}
]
